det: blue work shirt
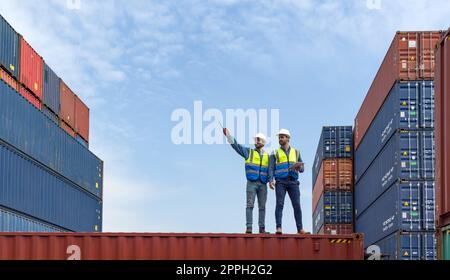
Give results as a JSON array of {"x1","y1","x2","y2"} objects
[{"x1": 268, "y1": 146, "x2": 304, "y2": 185}]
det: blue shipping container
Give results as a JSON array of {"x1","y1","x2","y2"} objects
[
  {"x1": 76, "y1": 134, "x2": 89, "y2": 149},
  {"x1": 355, "y1": 181, "x2": 435, "y2": 246},
  {"x1": 0, "y1": 140, "x2": 102, "y2": 232},
  {"x1": 313, "y1": 191, "x2": 353, "y2": 233},
  {"x1": 421, "y1": 130, "x2": 435, "y2": 179},
  {"x1": 0, "y1": 80, "x2": 103, "y2": 198},
  {"x1": 43, "y1": 63, "x2": 60, "y2": 115},
  {"x1": 42, "y1": 106, "x2": 59, "y2": 125},
  {"x1": 355, "y1": 131, "x2": 434, "y2": 215},
  {"x1": 372, "y1": 231, "x2": 436, "y2": 260},
  {"x1": 312, "y1": 126, "x2": 353, "y2": 186},
  {"x1": 355, "y1": 81, "x2": 434, "y2": 182},
  {"x1": 0, "y1": 15, "x2": 19, "y2": 78},
  {"x1": 0, "y1": 206, "x2": 65, "y2": 232}
]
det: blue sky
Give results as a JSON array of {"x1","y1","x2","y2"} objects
[{"x1": 0, "y1": 0, "x2": 449, "y2": 233}]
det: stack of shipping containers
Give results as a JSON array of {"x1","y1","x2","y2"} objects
[
  {"x1": 354, "y1": 31, "x2": 442, "y2": 260},
  {"x1": 312, "y1": 126, "x2": 354, "y2": 235},
  {"x1": 0, "y1": 14, "x2": 103, "y2": 232},
  {"x1": 435, "y1": 28, "x2": 450, "y2": 260}
]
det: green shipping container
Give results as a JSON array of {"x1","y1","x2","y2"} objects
[{"x1": 443, "y1": 226, "x2": 450, "y2": 260}]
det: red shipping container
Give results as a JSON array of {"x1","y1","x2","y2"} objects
[
  {"x1": 0, "y1": 67, "x2": 19, "y2": 91},
  {"x1": 60, "y1": 80, "x2": 75, "y2": 129},
  {"x1": 61, "y1": 120, "x2": 76, "y2": 138},
  {"x1": 318, "y1": 224, "x2": 354, "y2": 235},
  {"x1": 0, "y1": 233, "x2": 364, "y2": 260},
  {"x1": 18, "y1": 84, "x2": 41, "y2": 110},
  {"x1": 75, "y1": 95, "x2": 89, "y2": 142},
  {"x1": 354, "y1": 31, "x2": 442, "y2": 149},
  {"x1": 435, "y1": 29, "x2": 450, "y2": 227},
  {"x1": 312, "y1": 158, "x2": 353, "y2": 212},
  {"x1": 19, "y1": 36, "x2": 43, "y2": 100}
]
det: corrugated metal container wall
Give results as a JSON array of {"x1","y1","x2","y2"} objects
[
  {"x1": 442, "y1": 226, "x2": 450, "y2": 260},
  {"x1": 355, "y1": 131, "x2": 433, "y2": 215},
  {"x1": 355, "y1": 181, "x2": 435, "y2": 247},
  {"x1": 435, "y1": 30, "x2": 450, "y2": 227},
  {"x1": 375, "y1": 231, "x2": 437, "y2": 260},
  {"x1": 355, "y1": 81, "x2": 434, "y2": 182},
  {"x1": 354, "y1": 31, "x2": 442, "y2": 149},
  {"x1": 75, "y1": 95, "x2": 89, "y2": 142},
  {"x1": 19, "y1": 36, "x2": 43, "y2": 99},
  {"x1": 18, "y1": 84, "x2": 41, "y2": 110},
  {"x1": 0, "y1": 80, "x2": 103, "y2": 198},
  {"x1": 0, "y1": 233, "x2": 364, "y2": 260},
  {"x1": 313, "y1": 191, "x2": 353, "y2": 234},
  {"x1": 61, "y1": 120, "x2": 76, "y2": 138},
  {"x1": 318, "y1": 224, "x2": 353, "y2": 235},
  {"x1": 0, "y1": 15, "x2": 19, "y2": 78},
  {"x1": 42, "y1": 106, "x2": 59, "y2": 125},
  {"x1": 0, "y1": 207, "x2": 65, "y2": 232},
  {"x1": 0, "y1": 142, "x2": 102, "y2": 232},
  {"x1": 60, "y1": 80, "x2": 75, "y2": 128},
  {"x1": 312, "y1": 126, "x2": 353, "y2": 185},
  {"x1": 0, "y1": 140, "x2": 102, "y2": 232},
  {"x1": 76, "y1": 135, "x2": 89, "y2": 149},
  {"x1": 43, "y1": 63, "x2": 60, "y2": 114},
  {"x1": 312, "y1": 158, "x2": 352, "y2": 211},
  {"x1": 0, "y1": 66, "x2": 18, "y2": 91}
]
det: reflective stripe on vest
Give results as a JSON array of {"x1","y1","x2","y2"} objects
[
  {"x1": 274, "y1": 147, "x2": 299, "y2": 179},
  {"x1": 245, "y1": 149, "x2": 269, "y2": 183}
]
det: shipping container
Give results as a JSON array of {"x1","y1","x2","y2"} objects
[
  {"x1": 441, "y1": 225, "x2": 450, "y2": 260},
  {"x1": 19, "y1": 36, "x2": 43, "y2": 99},
  {"x1": 312, "y1": 126, "x2": 353, "y2": 185},
  {"x1": 355, "y1": 131, "x2": 434, "y2": 214},
  {"x1": 373, "y1": 231, "x2": 437, "y2": 260},
  {"x1": 435, "y1": 30, "x2": 450, "y2": 227},
  {"x1": 0, "y1": 66, "x2": 18, "y2": 91},
  {"x1": 0, "y1": 139, "x2": 102, "y2": 232},
  {"x1": 0, "y1": 206, "x2": 65, "y2": 232},
  {"x1": 18, "y1": 84, "x2": 41, "y2": 110},
  {"x1": 317, "y1": 224, "x2": 354, "y2": 235},
  {"x1": 42, "y1": 106, "x2": 59, "y2": 125},
  {"x1": 43, "y1": 63, "x2": 60, "y2": 114},
  {"x1": 60, "y1": 80, "x2": 75, "y2": 129},
  {"x1": 75, "y1": 95, "x2": 89, "y2": 142},
  {"x1": 0, "y1": 80, "x2": 103, "y2": 198},
  {"x1": 313, "y1": 191, "x2": 353, "y2": 234},
  {"x1": 0, "y1": 232, "x2": 364, "y2": 260},
  {"x1": 355, "y1": 81, "x2": 434, "y2": 182},
  {"x1": 0, "y1": 15, "x2": 19, "y2": 78},
  {"x1": 354, "y1": 31, "x2": 442, "y2": 149},
  {"x1": 76, "y1": 134, "x2": 89, "y2": 149},
  {"x1": 312, "y1": 158, "x2": 352, "y2": 212},
  {"x1": 61, "y1": 120, "x2": 76, "y2": 138},
  {"x1": 355, "y1": 181, "x2": 435, "y2": 246}
]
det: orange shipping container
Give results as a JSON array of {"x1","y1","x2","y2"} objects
[
  {"x1": 19, "y1": 36, "x2": 43, "y2": 99},
  {"x1": 60, "y1": 80, "x2": 75, "y2": 128},
  {"x1": 354, "y1": 31, "x2": 442, "y2": 149},
  {"x1": 312, "y1": 158, "x2": 353, "y2": 212},
  {"x1": 0, "y1": 233, "x2": 364, "y2": 260},
  {"x1": 75, "y1": 95, "x2": 89, "y2": 142}
]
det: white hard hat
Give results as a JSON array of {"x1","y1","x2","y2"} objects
[
  {"x1": 254, "y1": 133, "x2": 267, "y2": 143},
  {"x1": 277, "y1": 129, "x2": 291, "y2": 138}
]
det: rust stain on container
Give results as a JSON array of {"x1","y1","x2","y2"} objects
[
  {"x1": 60, "y1": 80, "x2": 75, "y2": 129},
  {"x1": 435, "y1": 29, "x2": 450, "y2": 227},
  {"x1": 0, "y1": 233, "x2": 364, "y2": 260},
  {"x1": 354, "y1": 31, "x2": 442, "y2": 149},
  {"x1": 19, "y1": 36, "x2": 43, "y2": 100},
  {"x1": 75, "y1": 95, "x2": 89, "y2": 142},
  {"x1": 312, "y1": 158, "x2": 353, "y2": 212}
]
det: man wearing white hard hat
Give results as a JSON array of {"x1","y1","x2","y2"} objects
[
  {"x1": 268, "y1": 129, "x2": 308, "y2": 234},
  {"x1": 223, "y1": 128, "x2": 270, "y2": 234}
]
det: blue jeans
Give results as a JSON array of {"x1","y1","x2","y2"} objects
[
  {"x1": 275, "y1": 181, "x2": 303, "y2": 231},
  {"x1": 246, "y1": 181, "x2": 267, "y2": 229}
]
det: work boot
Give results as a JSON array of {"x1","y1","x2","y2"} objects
[
  {"x1": 259, "y1": 227, "x2": 270, "y2": 234},
  {"x1": 298, "y1": 229, "x2": 311, "y2": 235},
  {"x1": 275, "y1": 227, "x2": 282, "y2": 235},
  {"x1": 245, "y1": 227, "x2": 252, "y2": 234}
]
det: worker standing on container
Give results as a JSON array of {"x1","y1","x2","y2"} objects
[
  {"x1": 268, "y1": 129, "x2": 308, "y2": 235},
  {"x1": 223, "y1": 128, "x2": 270, "y2": 234}
]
